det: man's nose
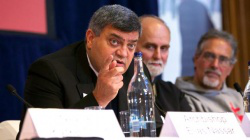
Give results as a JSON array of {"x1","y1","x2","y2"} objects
[
  {"x1": 116, "y1": 46, "x2": 128, "y2": 57},
  {"x1": 211, "y1": 57, "x2": 220, "y2": 68},
  {"x1": 153, "y1": 49, "x2": 161, "y2": 60}
]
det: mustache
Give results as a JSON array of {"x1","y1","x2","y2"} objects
[
  {"x1": 112, "y1": 57, "x2": 126, "y2": 64},
  {"x1": 205, "y1": 68, "x2": 221, "y2": 76},
  {"x1": 146, "y1": 60, "x2": 164, "y2": 66}
]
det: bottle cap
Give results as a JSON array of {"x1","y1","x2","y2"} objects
[{"x1": 134, "y1": 52, "x2": 142, "y2": 57}]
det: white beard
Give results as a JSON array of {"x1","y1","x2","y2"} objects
[
  {"x1": 145, "y1": 60, "x2": 164, "y2": 78},
  {"x1": 202, "y1": 75, "x2": 219, "y2": 88}
]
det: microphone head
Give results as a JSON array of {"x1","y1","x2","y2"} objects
[
  {"x1": 6, "y1": 84, "x2": 17, "y2": 95},
  {"x1": 234, "y1": 83, "x2": 242, "y2": 92},
  {"x1": 6, "y1": 84, "x2": 33, "y2": 108},
  {"x1": 233, "y1": 82, "x2": 243, "y2": 97}
]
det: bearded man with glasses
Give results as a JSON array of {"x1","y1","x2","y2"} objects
[{"x1": 175, "y1": 29, "x2": 244, "y2": 119}]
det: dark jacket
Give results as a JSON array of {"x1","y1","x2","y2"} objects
[
  {"x1": 17, "y1": 40, "x2": 163, "y2": 138},
  {"x1": 154, "y1": 80, "x2": 192, "y2": 117}
]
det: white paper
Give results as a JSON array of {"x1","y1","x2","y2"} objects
[
  {"x1": 19, "y1": 110, "x2": 38, "y2": 139},
  {"x1": 20, "y1": 108, "x2": 124, "y2": 140},
  {"x1": 160, "y1": 112, "x2": 246, "y2": 138},
  {"x1": 241, "y1": 113, "x2": 250, "y2": 137}
]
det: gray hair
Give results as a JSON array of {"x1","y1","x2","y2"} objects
[
  {"x1": 88, "y1": 4, "x2": 141, "y2": 36},
  {"x1": 195, "y1": 29, "x2": 237, "y2": 64}
]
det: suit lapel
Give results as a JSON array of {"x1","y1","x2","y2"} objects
[
  {"x1": 75, "y1": 42, "x2": 96, "y2": 98},
  {"x1": 76, "y1": 83, "x2": 95, "y2": 98},
  {"x1": 74, "y1": 42, "x2": 135, "y2": 112}
]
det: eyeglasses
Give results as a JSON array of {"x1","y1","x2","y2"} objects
[{"x1": 201, "y1": 52, "x2": 235, "y2": 67}]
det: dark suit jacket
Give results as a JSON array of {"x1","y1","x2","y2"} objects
[
  {"x1": 24, "y1": 40, "x2": 132, "y2": 110},
  {"x1": 154, "y1": 80, "x2": 192, "y2": 117},
  {"x1": 18, "y1": 40, "x2": 163, "y2": 138}
]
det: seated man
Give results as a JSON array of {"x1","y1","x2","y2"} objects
[
  {"x1": 136, "y1": 15, "x2": 191, "y2": 119},
  {"x1": 175, "y1": 29, "x2": 244, "y2": 119},
  {"x1": 17, "y1": 4, "x2": 163, "y2": 138}
]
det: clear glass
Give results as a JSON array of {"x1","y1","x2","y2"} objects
[
  {"x1": 127, "y1": 52, "x2": 156, "y2": 137},
  {"x1": 119, "y1": 110, "x2": 130, "y2": 137},
  {"x1": 84, "y1": 106, "x2": 104, "y2": 110}
]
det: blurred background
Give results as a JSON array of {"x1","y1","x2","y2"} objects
[{"x1": 0, "y1": 0, "x2": 249, "y2": 122}]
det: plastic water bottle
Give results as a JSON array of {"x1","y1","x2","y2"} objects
[
  {"x1": 243, "y1": 61, "x2": 250, "y2": 112},
  {"x1": 127, "y1": 52, "x2": 156, "y2": 137}
]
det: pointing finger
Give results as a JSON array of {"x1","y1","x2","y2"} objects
[
  {"x1": 109, "y1": 60, "x2": 117, "y2": 70},
  {"x1": 102, "y1": 55, "x2": 113, "y2": 71}
]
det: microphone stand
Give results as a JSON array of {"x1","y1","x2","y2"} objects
[{"x1": 6, "y1": 84, "x2": 33, "y2": 108}]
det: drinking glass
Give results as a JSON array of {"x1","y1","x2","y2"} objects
[{"x1": 119, "y1": 110, "x2": 130, "y2": 137}]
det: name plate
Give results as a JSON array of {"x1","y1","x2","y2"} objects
[
  {"x1": 160, "y1": 112, "x2": 246, "y2": 138},
  {"x1": 20, "y1": 108, "x2": 124, "y2": 140},
  {"x1": 241, "y1": 113, "x2": 250, "y2": 137}
]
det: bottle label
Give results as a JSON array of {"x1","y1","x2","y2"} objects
[
  {"x1": 140, "y1": 116, "x2": 146, "y2": 129},
  {"x1": 130, "y1": 113, "x2": 140, "y2": 132}
]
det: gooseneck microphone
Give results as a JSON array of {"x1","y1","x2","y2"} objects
[
  {"x1": 6, "y1": 84, "x2": 33, "y2": 108},
  {"x1": 233, "y1": 82, "x2": 244, "y2": 97}
]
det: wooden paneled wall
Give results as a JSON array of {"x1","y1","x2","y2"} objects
[{"x1": 222, "y1": 0, "x2": 250, "y2": 89}]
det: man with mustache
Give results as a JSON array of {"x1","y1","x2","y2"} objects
[
  {"x1": 136, "y1": 15, "x2": 191, "y2": 120},
  {"x1": 175, "y1": 29, "x2": 244, "y2": 118}
]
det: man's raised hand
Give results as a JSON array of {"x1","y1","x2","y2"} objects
[{"x1": 93, "y1": 55, "x2": 124, "y2": 107}]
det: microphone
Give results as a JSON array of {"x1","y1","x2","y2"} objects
[
  {"x1": 233, "y1": 82, "x2": 243, "y2": 97},
  {"x1": 6, "y1": 84, "x2": 33, "y2": 108}
]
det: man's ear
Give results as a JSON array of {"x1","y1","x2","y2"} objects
[{"x1": 86, "y1": 29, "x2": 95, "y2": 50}]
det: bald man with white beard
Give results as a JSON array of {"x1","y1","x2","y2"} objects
[{"x1": 136, "y1": 15, "x2": 191, "y2": 121}]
